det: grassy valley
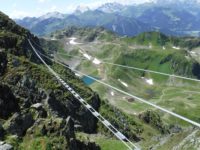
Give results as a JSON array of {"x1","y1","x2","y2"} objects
[{"x1": 43, "y1": 26, "x2": 200, "y2": 149}]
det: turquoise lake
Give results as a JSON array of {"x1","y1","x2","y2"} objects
[{"x1": 82, "y1": 76, "x2": 98, "y2": 85}]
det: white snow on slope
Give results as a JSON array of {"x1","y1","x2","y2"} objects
[
  {"x1": 172, "y1": 46, "x2": 180, "y2": 50},
  {"x1": 75, "y1": 73, "x2": 81, "y2": 77},
  {"x1": 118, "y1": 79, "x2": 128, "y2": 87},
  {"x1": 83, "y1": 53, "x2": 92, "y2": 60},
  {"x1": 142, "y1": 77, "x2": 154, "y2": 85},
  {"x1": 68, "y1": 37, "x2": 82, "y2": 45},
  {"x1": 93, "y1": 58, "x2": 101, "y2": 64},
  {"x1": 111, "y1": 91, "x2": 115, "y2": 96},
  {"x1": 146, "y1": 78, "x2": 154, "y2": 85}
]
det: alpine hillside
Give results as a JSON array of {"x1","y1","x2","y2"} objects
[{"x1": 39, "y1": 26, "x2": 200, "y2": 149}]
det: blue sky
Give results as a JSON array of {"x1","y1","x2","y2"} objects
[{"x1": 0, "y1": 0, "x2": 150, "y2": 18}]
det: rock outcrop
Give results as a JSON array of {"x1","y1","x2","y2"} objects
[
  {"x1": 0, "y1": 84, "x2": 19, "y2": 119},
  {"x1": 5, "y1": 113, "x2": 34, "y2": 136},
  {"x1": 78, "y1": 93, "x2": 100, "y2": 133},
  {"x1": 69, "y1": 139, "x2": 101, "y2": 150},
  {"x1": 0, "y1": 51, "x2": 7, "y2": 76},
  {"x1": 139, "y1": 110, "x2": 169, "y2": 134},
  {"x1": 0, "y1": 124, "x2": 5, "y2": 140}
]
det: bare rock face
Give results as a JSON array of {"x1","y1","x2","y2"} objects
[
  {"x1": 192, "y1": 63, "x2": 200, "y2": 79},
  {"x1": 0, "y1": 124, "x2": 5, "y2": 140},
  {"x1": 69, "y1": 138, "x2": 101, "y2": 150},
  {"x1": 0, "y1": 84, "x2": 19, "y2": 119},
  {"x1": 63, "y1": 116, "x2": 75, "y2": 140},
  {"x1": 46, "y1": 91, "x2": 101, "y2": 134},
  {"x1": 0, "y1": 51, "x2": 7, "y2": 76},
  {"x1": 139, "y1": 110, "x2": 169, "y2": 134},
  {"x1": 6, "y1": 113, "x2": 34, "y2": 136},
  {"x1": 39, "y1": 116, "x2": 75, "y2": 140},
  {"x1": 78, "y1": 93, "x2": 101, "y2": 133},
  {"x1": 47, "y1": 91, "x2": 69, "y2": 118}
]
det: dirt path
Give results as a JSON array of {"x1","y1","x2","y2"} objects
[{"x1": 172, "y1": 130, "x2": 199, "y2": 150}]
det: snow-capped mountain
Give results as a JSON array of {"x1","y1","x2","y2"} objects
[
  {"x1": 39, "y1": 11, "x2": 65, "y2": 20},
  {"x1": 97, "y1": 2, "x2": 125, "y2": 13},
  {"x1": 154, "y1": 0, "x2": 199, "y2": 6},
  {"x1": 15, "y1": 1, "x2": 200, "y2": 37},
  {"x1": 75, "y1": 5, "x2": 90, "y2": 14}
]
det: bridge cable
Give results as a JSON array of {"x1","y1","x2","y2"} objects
[
  {"x1": 28, "y1": 39, "x2": 140, "y2": 150},
  {"x1": 35, "y1": 49, "x2": 200, "y2": 129},
  {"x1": 56, "y1": 52, "x2": 200, "y2": 83}
]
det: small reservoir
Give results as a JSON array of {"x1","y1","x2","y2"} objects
[{"x1": 82, "y1": 76, "x2": 99, "y2": 85}]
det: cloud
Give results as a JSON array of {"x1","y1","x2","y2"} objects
[
  {"x1": 9, "y1": 0, "x2": 151, "y2": 18},
  {"x1": 12, "y1": 3, "x2": 17, "y2": 9},
  {"x1": 10, "y1": 10, "x2": 32, "y2": 19},
  {"x1": 50, "y1": 5, "x2": 57, "y2": 11},
  {"x1": 38, "y1": 0, "x2": 48, "y2": 3},
  {"x1": 63, "y1": 4, "x2": 80, "y2": 13}
]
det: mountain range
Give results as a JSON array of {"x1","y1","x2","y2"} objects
[{"x1": 15, "y1": 0, "x2": 200, "y2": 37}]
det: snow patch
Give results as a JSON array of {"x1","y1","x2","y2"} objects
[
  {"x1": 75, "y1": 73, "x2": 81, "y2": 77},
  {"x1": 79, "y1": 50, "x2": 92, "y2": 60},
  {"x1": 92, "y1": 58, "x2": 101, "y2": 65},
  {"x1": 118, "y1": 79, "x2": 128, "y2": 87},
  {"x1": 146, "y1": 79, "x2": 154, "y2": 85},
  {"x1": 68, "y1": 37, "x2": 82, "y2": 45},
  {"x1": 172, "y1": 46, "x2": 180, "y2": 50},
  {"x1": 83, "y1": 53, "x2": 92, "y2": 60},
  {"x1": 142, "y1": 77, "x2": 154, "y2": 85},
  {"x1": 80, "y1": 50, "x2": 101, "y2": 65}
]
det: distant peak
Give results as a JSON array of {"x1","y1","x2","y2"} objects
[
  {"x1": 155, "y1": 0, "x2": 199, "y2": 5},
  {"x1": 97, "y1": 2, "x2": 124, "y2": 13},
  {"x1": 40, "y1": 11, "x2": 65, "y2": 19},
  {"x1": 75, "y1": 5, "x2": 90, "y2": 14}
]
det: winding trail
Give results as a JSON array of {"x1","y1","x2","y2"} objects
[{"x1": 172, "y1": 130, "x2": 199, "y2": 150}]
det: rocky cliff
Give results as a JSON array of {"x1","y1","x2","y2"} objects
[
  {"x1": 0, "y1": 54, "x2": 101, "y2": 150},
  {"x1": 0, "y1": 11, "x2": 101, "y2": 150}
]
